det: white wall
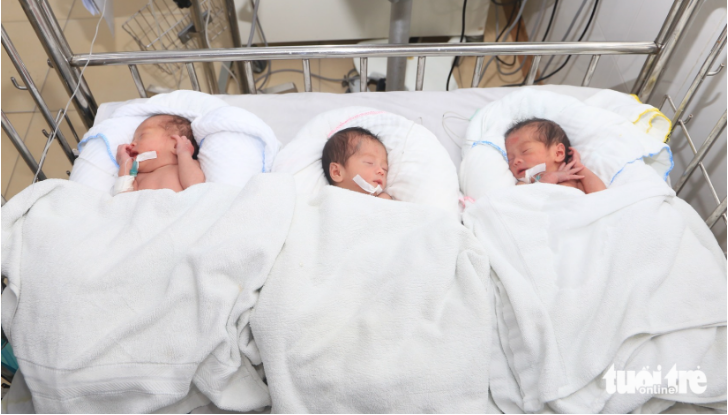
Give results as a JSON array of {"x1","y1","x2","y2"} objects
[
  {"x1": 232, "y1": 0, "x2": 490, "y2": 44},
  {"x1": 521, "y1": 0, "x2": 727, "y2": 250}
]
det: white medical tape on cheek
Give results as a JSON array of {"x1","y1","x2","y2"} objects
[
  {"x1": 135, "y1": 151, "x2": 157, "y2": 162},
  {"x1": 518, "y1": 163, "x2": 546, "y2": 183},
  {"x1": 113, "y1": 175, "x2": 135, "y2": 195},
  {"x1": 353, "y1": 174, "x2": 383, "y2": 195}
]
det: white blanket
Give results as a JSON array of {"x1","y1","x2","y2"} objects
[
  {"x1": 1, "y1": 175, "x2": 296, "y2": 413},
  {"x1": 463, "y1": 164, "x2": 727, "y2": 413},
  {"x1": 250, "y1": 186, "x2": 492, "y2": 413}
]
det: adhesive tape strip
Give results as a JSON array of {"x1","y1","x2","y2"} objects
[
  {"x1": 518, "y1": 163, "x2": 546, "y2": 183},
  {"x1": 136, "y1": 151, "x2": 157, "y2": 162},
  {"x1": 113, "y1": 175, "x2": 135, "y2": 195},
  {"x1": 353, "y1": 174, "x2": 382, "y2": 195}
]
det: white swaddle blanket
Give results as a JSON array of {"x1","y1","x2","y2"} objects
[
  {"x1": 1, "y1": 175, "x2": 296, "y2": 413},
  {"x1": 463, "y1": 163, "x2": 727, "y2": 413},
  {"x1": 251, "y1": 186, "x2": 492, "y2": 413}
]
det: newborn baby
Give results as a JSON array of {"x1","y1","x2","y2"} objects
[
  {"x1": 115, "y1": 114, "x2": 205, "y2": 194},
  {"x1": 321, "y1": 127, "x2": 392, "y2": 199},
  {"x1": 504, "y1": 118, "x2": 606, "y2": 194}
]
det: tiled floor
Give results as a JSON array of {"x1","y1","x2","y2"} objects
[{"x1": 1, "y1": 0, "x2": 524, "y2": 201}]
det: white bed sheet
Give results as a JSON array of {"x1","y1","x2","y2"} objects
[{"x1": 95, "y1": 85, "x2": 604, "y2": 168}]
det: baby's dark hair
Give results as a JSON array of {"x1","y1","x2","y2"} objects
[
  {"x1": 150, "y1": 113, "x2": 199, "y2": 159},
  {"x1": 321, "y1": 127, "x2": 384, "y2": 185},
  {"x1": 505, "y1": 118, "x2": 572, "y2": 163}
]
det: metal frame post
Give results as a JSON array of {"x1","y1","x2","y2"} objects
[
  {"x1": 19, "y1": 0, "x2": 97, "y2": 129},
  {"x1": 636, "y1": 0, "x2": 700, "y2": 102},
  {"x1": 2, "y1": 25, "x2": 75, "y2": 162},
  {"x1": 632, "y1": 0, "x2": 687, "y2": 94},
  {"x1": 224, "y1": 0, "x2": 248, "y2": 93},
  {"x1": 386, "y1": 0, "x2": 413, "y2": 91},
  {"x1": 2, "y1": 111, "x2": 47, "y2": 181},
  {"x1": 190, "y1": 0, "x2": 220, "y2": 94}
]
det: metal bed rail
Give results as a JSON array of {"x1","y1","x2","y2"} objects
[
  {"x1": 5, "y1": 0, "x2": 725, "y2": 232},
  {"x1": 16, "y1": 0, "x2": 696, "y2": 128},
  {"x1": 71, "y1": 41, "x2": 658, "y2": 96},
  {"x1": 659, "y1": 24, "x2": 727, "y2": 229}
]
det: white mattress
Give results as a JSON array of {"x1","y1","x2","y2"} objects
[{"x1": 94, "y1": 85, "x2": 604, "y2": 167}]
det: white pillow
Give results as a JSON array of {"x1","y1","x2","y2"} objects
[
  {"x1": 584, "y1": 89, "x2": 671, "y2": 143},
  {"x1": 460, "y1": 88, "x2": 673, "y2": 198},
  {"x1": 272, "y1": 106, "x2": 460, "y2": 214},
  {"x1": 70, "y1": 90, "x2": 279, "y2": 194}
]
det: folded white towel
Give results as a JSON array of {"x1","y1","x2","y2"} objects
[
  {"x1": 464, "y1": 162, "x2": 726, "y2": 413},
  {"x1": 251, "y1": 187, "x2": 493, "y2": 412},
  {"x1": 1, "y1": 175, "x2": 296, "y2": 413}
]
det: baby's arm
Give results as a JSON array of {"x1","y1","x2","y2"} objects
[
  {"x1": 174, "y1": 135, "x2": 205, "y2": 189},
  {"x1": 116, "y1": 144, "x2": 138, "y2": 192},
  {"x1": 569, "y1": 148, "x2": 606, "y2": 194}
]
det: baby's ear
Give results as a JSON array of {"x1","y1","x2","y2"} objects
[
  {"x1": 329, "y1": 162, "x2": 345, "y2": 183},
  {"x1": 553, "y1": 143, "x2": 566, "y2": 163}
]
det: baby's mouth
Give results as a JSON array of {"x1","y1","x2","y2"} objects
[
  {"x1": 373, "y1": 179, "x2": 383, "y2": 186},
  {"x1": 517, "y1": 168, "x2": 527, "y2": 177}
]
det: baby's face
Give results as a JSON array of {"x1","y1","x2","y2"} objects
[
  {"x1": 505, "y1": 126, "x2": 561, "y2": 179},
  {"x1": 130, "y1": 116, "x2": 176, "y2": 159},
  {"x1": 336, "y1": 138, "x2": 389, "y2": 193}
]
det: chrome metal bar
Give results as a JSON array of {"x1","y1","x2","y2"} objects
[
  {"x1": 672, "y1": 25, "x2": 726, "y2": 125},
  {"x1": 676, "y1": 118, "x2": 723, "y2": 206},
  {"x1": 664, "y1": 95, "x2": 723, "y2": 208},
  {"x1": 2, "y1": 111, "x2": 46, "y2": 181},
  {"x1": 525, "y1": 55, "x2": 541, "y2": 85},
  {"x1": 632, "y1": 0, "x2": 687, "y2": 94},
  {"x1": 674, "y1": 110, "x2": 727, "y2": 195},
  {"x1": 10, "y1": 77, "x2": 27, "y2": 90},
  {"x1": 582, "y1": 55, "x2": 601, "y2": 86},
  {"x1": 244, "y1": 61, "x2": 257, "y2": 94},
  {"x1": 2, "y1": 25, "x2": 75, "y2": 163},
  {"x1": 189, "y1": 0, "x2": 219, "y2": 94},
  {"x1": 224, "y1": 0, "x2": 247, "y2": 93},
  {"x1": 637, "y1": 0, "x2": 700, "y2": 102},
  {"x1": 63, "y1": 111, "x2": 80, "y2": 143},
  {"x1": 302, "y1": 59, "x2": 312, "y2": 92},
  {"x1": 71, "y1": 42, "x2": 658, "y2": 66},
  {"x1": 415, "y1": 56, "x2": 426, "y2": 91},
  {"x1": 186, "y1": 63, "x2": 201, "y2": 92},
  {"x1": 706, "y1": 198, "x2": 727, "y2": 229},
  {"x1": 19, "y1": 0, "x2": 97, "y2": 128},
  {"x1": 38, "y1": 0, "x2": 95, "y2": 105},
  {"x1": 386, "y1": 0, "x2": 413, "y2": 91},
  {"x1": 360, "y1": 57, "x2": 368, "y2": 92},
  {"x1": 471, "y1": 56, "x2": 484, "y2": 88},
  {"x1": 128, "y1": 64, "x2": 148, "y2": 98}
]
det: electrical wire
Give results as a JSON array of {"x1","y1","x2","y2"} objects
[
  {"x1": 495, "y1": 0, "x2": 547, "y2": 77},
  {"x1": 34, "y1": 0, "x2": 107, "y2": 183},
  {"x1": 539, "y1": 0, "x2": 589, "y2": 75},
  {"x1": 254, "y1": 69, "x2": 355, "y2": 89},
  {"x1": 475, "y1": 0, "x2": 528, "y2": 84},
  {"x1": 534, "y1": 0, "x2": 599, "y2": 83},
  {"x1": 495, "y1": 2, "x2": 520, "y2": 67},
  {"x1": 446, "y1": 0, "x2": 468, "y2": 91}
]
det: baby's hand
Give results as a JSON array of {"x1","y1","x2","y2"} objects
[
  {"x1": 538, "y1": 160, "x2": 584, "y2": 184},
  {"x1": 173, "y1": 135, "x2": 195, "y2": 157},
  {"x1": 116, "y1": 143, "x2": 135, "y2": 166},
  {"x1": 378, "y1": 192, "x2": 393, "y2": 200},
  {"x1": 569, "y1": 147, "x2": 584, "y2": 169}
]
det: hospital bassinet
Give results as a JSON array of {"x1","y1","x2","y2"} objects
[{"x1": 1, "y1": 0, "x2": 726, "y2": 413}]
